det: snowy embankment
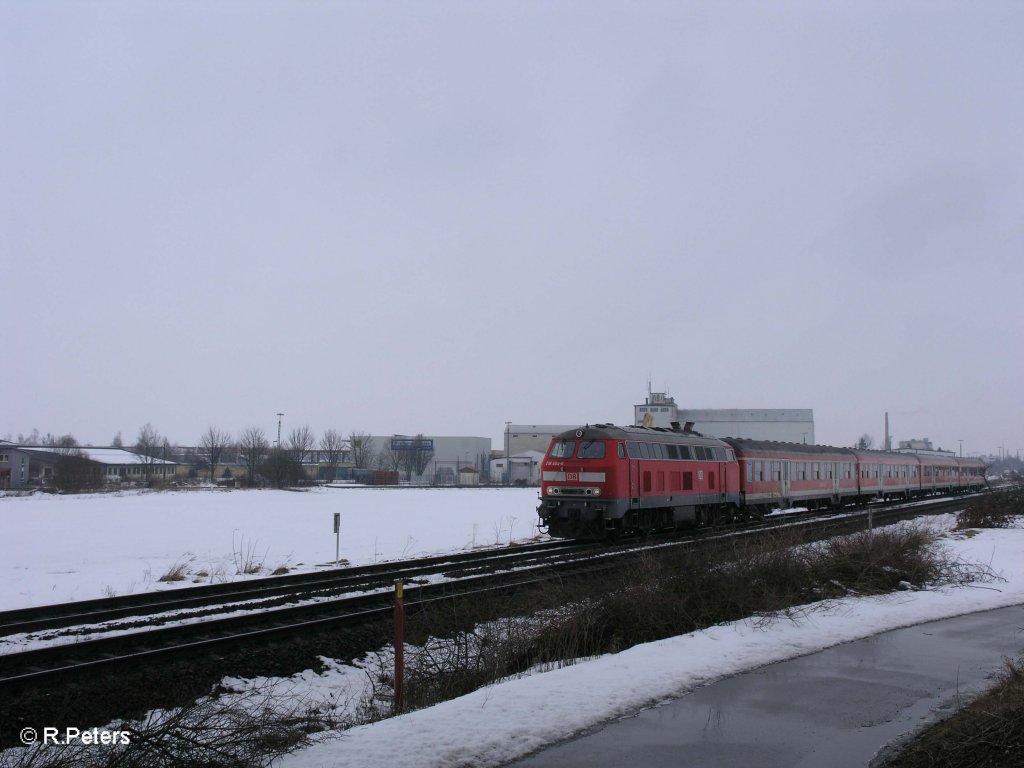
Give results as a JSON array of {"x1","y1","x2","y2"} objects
[
  {"x1": 275, "y1": 516, "x2": 1024, "y2": 768},
  {"x1": 0, "y1": 486, "x2": 540, "y2": 611}
]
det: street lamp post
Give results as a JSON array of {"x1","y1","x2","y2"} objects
[
  {"x1": 276, "y1": 413, "x2": 284, "y2": 448},
  {"x1": 504, "y1": 421, "x2": 511, "y2": 487}
]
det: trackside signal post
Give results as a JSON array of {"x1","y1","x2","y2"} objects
[
  {"x1": 333, "y1": 512, "x2": 341, "y2": 565},
  {"x1": 394, "y1": 579, "x2": 405, "y2": 713}
]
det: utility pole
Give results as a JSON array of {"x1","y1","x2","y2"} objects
[
  {"x1": 504, "y1": 421, "x2": 511, "y2": 486},
  {"x1": 276, "y1": 413, "x2": 284, "y2": 448}
]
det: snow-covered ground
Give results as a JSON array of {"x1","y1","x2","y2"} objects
[
  {"x1": 273, "y1": 515, "x2": 1024, "y2": 768},
  {"x1": 2, "y1": 490, "x2": 1022, "y2": 768},
  {"x1": 0, "y1": 486, "x2": 540, "y2": 611}
]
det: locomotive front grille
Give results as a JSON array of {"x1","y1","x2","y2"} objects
[{"x1": 548, "y1": 486, "x2": 602, "y2": 497}]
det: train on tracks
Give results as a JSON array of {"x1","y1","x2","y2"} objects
[{"x1": 537, "y1": 423, "x2": 986, "y2": 539}]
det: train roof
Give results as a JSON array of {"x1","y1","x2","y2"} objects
[
  {"x1": 551, "y1": 428, "x2": 989, "y2": 468},
  {"x1": 851, "y1": 448, "x2": 953, "y2": 464},
  {"x1": 554, "y1": 423, "x2": 729, "y2": 447},
  {"x1": 722, "y1": 438, "x2": 857, "y2": 458}
]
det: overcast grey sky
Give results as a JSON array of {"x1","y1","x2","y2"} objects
[{"x1": 3, "y1": 1, "x2": 1021, "y2": 456}]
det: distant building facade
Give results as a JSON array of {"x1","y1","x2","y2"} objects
[
  {"x1": 0, "y1": 443, "x2": 31, "y2": 489},
  {"x1": 634, "y1": 391, "x2": 815, "y2": 444},
  {"x1": 503, "y1": 425, "x2": 578, "y2": 458},
  {"x1": 896, "y1": 438, "x2": 955, "y2": 458},
  {"x1": 491, "y1": 450, "x2": 545, "y2": 486},
  {"x1": 0, "y1": 444, "x2": 179, "y2": 488},
  {"x1": 365, "y1": 435, "x2": 492, "y2": 484}
]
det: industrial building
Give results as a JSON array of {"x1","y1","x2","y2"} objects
[
  {"x1": 634, "y1": 391, "x2": 815, "y2": 444},
  {"x1": 364, "y1": 435, "x2": 491, "y2": 484}
]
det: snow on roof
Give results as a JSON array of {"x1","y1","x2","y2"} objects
[
  {"x1": 17, "y1": 448, "x2": 176, "y2": 466},
  {"x1": 21, "y1": 447, "x2": 177, "y2": 465},
  {"x1": 82, "y1": 448, "x2": 178, "y2": 465},
  {"x1": 510, "y1": 450, "x2": 545, "y2": 460}
]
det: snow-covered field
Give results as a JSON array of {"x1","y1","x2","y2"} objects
[
  {"x1": 2, "y1": 490, "x2": 1022, "y2": 768},
  {"x1": 0, "y1": 486, "x2": 540, "y2": 611}
]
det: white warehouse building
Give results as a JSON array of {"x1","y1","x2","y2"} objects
[{"x1": 635, "y1": 391, "x2": 815, "y2": 444}]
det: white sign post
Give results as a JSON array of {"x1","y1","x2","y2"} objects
[{"x1": 333, "y1": 511, "x2": 341, "y2": 565}]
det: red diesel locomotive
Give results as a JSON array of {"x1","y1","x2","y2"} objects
[{"x1": 537, "y1": 423, "x2": 986, "y2": 539}]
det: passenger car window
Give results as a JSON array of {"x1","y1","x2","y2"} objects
[{"x1": 548, "y1": 440, "x2": 575, "y2": 459}]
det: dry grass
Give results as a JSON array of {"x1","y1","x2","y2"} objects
[
  {"x1": 882, "y1": 656, "x2": 1024, "y2": 768},
  {"x1": 157, "y1": 560, "x2": 191, "y2": 583}
]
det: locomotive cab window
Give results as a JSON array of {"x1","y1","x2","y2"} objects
[
  {"x1": 577, "y1": 441, "x2": 606, "y2": 459},
  {"x1": 549, "y1": 440, "x2": 575, "y2": 459}
]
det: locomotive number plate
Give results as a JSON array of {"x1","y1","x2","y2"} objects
[{"x1": 566, "y1": 472, "x2": 579, "y2": 481}]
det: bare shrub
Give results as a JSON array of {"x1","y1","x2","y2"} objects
[
  {"x1": 956, "y1": 488, "x2": 1024, "y2": 530},
  {"x1": 0, "y1": 682, "x2": 340, "y2": 768},
  {"x1": 379, "y1": 523, "x2": 1001, "y2": 717}
]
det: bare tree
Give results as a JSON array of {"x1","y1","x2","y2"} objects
[
  {"x1": 200, "y1": 426, "x2": 233, "y2": 482},
  {"x1": 400, "y1": 434, "x2": 434, "y2": 482},
  {"x1": 287, "y1": 425, "x2": 316, "y2": 466},
  {"x1": 378, "y1": 438, "x2": 403, "y2": 473},
  {"x1": 44, "y1": 433, "x2": 81, "y2": 456},
  {"x1": 855, "y1": 434, "x2": 875, "y2": 450},
  {"x1": 135, "y1": 423, "x2": 164, "y2": 482},
  {"x1": 319, "y1": 429, "x2": 345, "y2": 483},
  {"x1": 349, "y1": 431, "x2": 375, "y2": 469},
  {"x1": 17, "y1": 428, "x2": 42, "y2": 444},
  {"x1": 239, "y1": 427, "x2": 269, "y2": 485},
  {"x1": 111, "y1": 432, "x2": 124, "y2": 448}
]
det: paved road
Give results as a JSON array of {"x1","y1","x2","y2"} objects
[{"x1": 508, "y1": 605, "x2": 1024, "y2": 768}]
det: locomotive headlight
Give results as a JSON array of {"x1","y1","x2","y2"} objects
[
  {"x1": 593, "y1": 488, "x2": 602, "y2": 496},
  {"x1": 548, "y1": 487, "x2": 560, "y2": 495}
]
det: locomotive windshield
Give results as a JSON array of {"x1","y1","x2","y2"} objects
[
  {"x1": 577, "y1": 440, "x2": 606, "y2": 459},
  {"x1": 548, "y1": 440, "x2": 575, "y2": 459}
]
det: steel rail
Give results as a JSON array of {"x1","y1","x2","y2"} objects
[
  {"x1": 0, "y1": 538, "x2": 590, "y2": 636},
  {"x1": 0, "y1": 493, "x2": 977, "y2": 692}
]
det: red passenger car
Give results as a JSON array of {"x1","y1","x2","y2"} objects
[
  {"x1": 851, "y1": 450, "x2": 922, "y2": 501},
  {"x1": 955, "y1": 457, "x2": 987, "y2": 491},
  {"x1": 915, "y1": 454, "x2": 960, "y2": 496},
  {"x1": 724, "y1": 439, "x2": 860, "y2": 511}
]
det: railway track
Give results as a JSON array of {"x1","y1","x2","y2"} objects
[
  {"x1": 0, "y1": 493, "x2": 976, "y2": 694},
  {"x1": 0, "y1": 538, "x2": 587, "y2": 638}
]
